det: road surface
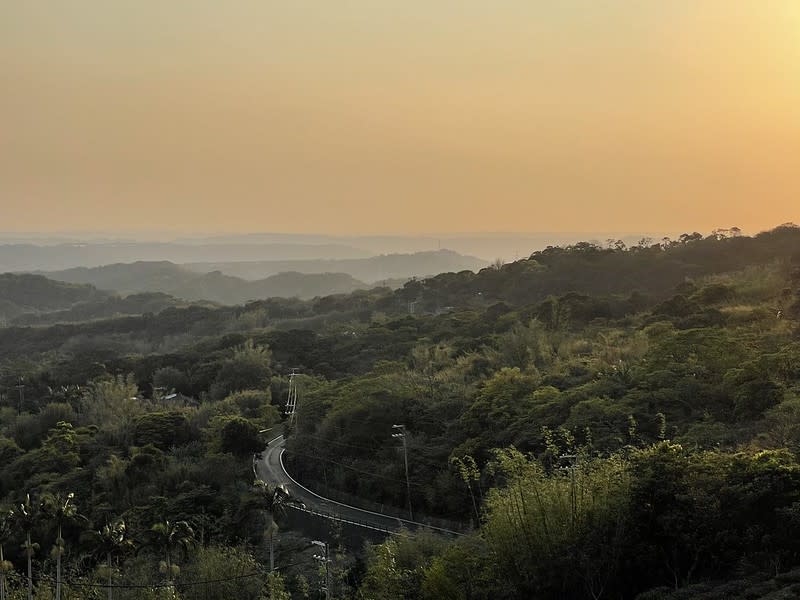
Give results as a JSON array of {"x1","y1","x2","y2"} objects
[{"x1": 255, "y1": 435, "x2": 463, "y2": 536}]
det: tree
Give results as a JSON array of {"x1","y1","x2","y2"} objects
[
  {"x1": 182, "y1": 545, "x2": 266, "y2": 600},
  {"x1": 80, "y1": 375, "x2": 141, "y2": 447},
  {"x1": 11, "y1": 494, "x2": 39, "y2": 600},
  {"x1": 211, "y1": 340, "x2": 272, "y2": 399},
  {"x1": 40, "y1": 491, "x2": 85, "y2": 600},
  {"x1": 481, "y1": 448, "x2": 631, "y2": 598},
  {"x1": 0, "y1": 511, "x2": 12, "y2": 600},
  {"x1": 422, "y1": 536, "x2": 493, "y2": 600},
  {"x1": 450, "y1": 455, "x2": 481, "y2": 524},
  {"x1": 265, "y1": 572, "x2": 291, "y2": 600},
  {"x1": 360, "y1": 532, "x2": 450, "y2": 600},
  {"x1": 212, "y1": 416, "x2": 263, "y2": 457},
  {"x1": 254, "y1": 480, "x2": 290, "y2": 572},
  {"x1": 134, "y1": 411, "x2": 192, "y2": 449},
  {"x1": 458, "y1": 367, "x2": 541, "y2": 459},
  {"x1": 146, "y1": 520, "x2": 195, "y2": 587},
  {"x1": 87, "y1": 519, "x2": 133, "y2": 600},
  {"x1": 152, "y1": 366, "x2": 189, "y2": 396},
  {"x1": 224, "y1": 389, "x2": 277, "y2": 422}
]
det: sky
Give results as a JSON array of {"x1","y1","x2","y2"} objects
[{"x1": 1, "y1": 1, "x2": 798, "y2": 236}]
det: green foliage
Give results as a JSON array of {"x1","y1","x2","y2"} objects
[
  {"x1": 421, "y1": 536, "x2": 493, "y2": 600},
  {"x1": 213, "y1": 416, "x2": 262, "y2": 457},
  {"x1": 0, "y1": 273, "x2": 106, "y2": 321},
  {"x1": 359, "y1": 532, "x2": 449, "y2": 600},
  {"x1": 133, "y1": 412, "x2": 192, "y2": 450},
  {"x1": 152, "y1": 367, "x2": 190, "y2": 396},
  {"x1": 1, "y1": 227, "x2": 800, "y2": 598},
  {"x1": 210, "y1": 340, "x2": 272, "y2": 399},
  {"x1": 180, "y1": 546, "x2": 265, "y2": 600},
  {"x1": 223, "y1": 389, "x2": 277, "y2": 423},
  {"x1": 265, "y1": 571, "x2": 291, "y2": 600},
  {"x1": 482, "y1": 448, "x2": 630, "y2": 597},
  {"x1": 146, "y1": 520, "x2": 195, "y2": 581},
  {"x1": 0, "y1": 436, "x2": 22, "y2": 466}
]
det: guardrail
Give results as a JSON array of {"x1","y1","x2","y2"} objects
[
  {"x1": 280, "y1": 449, "x2": 468, "y2": 536},
  {"x1": 287, "y1": 504, "x2": 399, "y2": 536},
  {"x1": 296, "y1": 478, "x2": 470, "y2": 533}
]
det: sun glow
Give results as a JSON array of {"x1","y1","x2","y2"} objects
[{"x1": 0, "y1": 1, "x2": 798, "y2": 234}]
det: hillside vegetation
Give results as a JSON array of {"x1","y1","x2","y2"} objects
[
  {"x1": 10, "y1": 292, "x2": 204, "y2": 326},
  {"x1": 44, "y1": 261, "x2": 372, "y2": 304},
  {"x1": 185, "y1": 249, "x2": 489, "y2": 282},
  {"x1": 0, "y1": 225, "x2": 799, "y2": 599},
  {"x1": 0, "y1": 273, "x2": 107, "y2": 323}
]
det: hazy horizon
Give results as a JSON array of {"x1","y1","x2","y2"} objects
[{"x1": 0, "y1": 226, "x2": 773, "y2": 266}]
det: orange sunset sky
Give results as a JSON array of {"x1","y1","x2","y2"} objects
[{"x1": 1, "y1": 1, "x2": 798, "y2": 235}]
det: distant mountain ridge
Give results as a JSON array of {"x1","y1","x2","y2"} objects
[
  {"x1": 0, "y1": 242, "x2": 370, "y2": 272},
  {"x1": 43, "y1": 262, "x2": 372, "y2": 304},
  {"x1": 38, "y1": 250, "x2": 487, "y2": 304},
  {"x1": 185, "y1": 249, "x2": 488, "y2": 281}
]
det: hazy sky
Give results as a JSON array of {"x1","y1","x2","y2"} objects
[{"x1": 1, "y1": 1, "x2": 798, "y2": 235}]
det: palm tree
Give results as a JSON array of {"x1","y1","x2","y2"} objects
[
  {"x1": 146, "y1": 520, "x2": 195, "y2": 587},
  {"x1": 11, "y1": 494, "x2": 40, "y2": 600},
  {"x1": 0, "y1": 511, "x2": 13, "y2": 600},
  {"x1": 254, "y1": 480, "x2": 290, "y2": 572},
  {"x1": 40, "y1": 492, "x2": 85, "y2": 600},
  {"x1": 87, "y1": 520, "x2": 133, "y2": 600}
]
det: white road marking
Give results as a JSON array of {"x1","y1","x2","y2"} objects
[{"x1": 276, "y1": 444, "x2": 463, "y2": 536}]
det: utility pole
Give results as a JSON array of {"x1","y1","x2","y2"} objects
[
  {"x1": 392, "y1": 424, "x2": 413, "y2": 521},
  {"x1": 312, "y1": 540, "x2": 331, "y2": 600},
  {"x1": 15, "y1": 378, "x2": 24, "y2": 415},
  {"x1": 561, "y1": 454, "x2": 578, "y2": 534},
  {"x1": 284, "y1": 369, "x2": 299, "y2": 424}
]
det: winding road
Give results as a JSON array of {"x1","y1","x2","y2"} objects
[{"x1": 255, "y1": 435, "x2": 463, "y2": 537}]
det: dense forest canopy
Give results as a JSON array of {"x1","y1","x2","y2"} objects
[
  {"x1": 0, "y1": 274, "x2": 108, "y2": 324},
  {"x1": 0, "y1": 224, "x2": 799, "y2": 599},
  {"x1": 42, "y1": 262, "x2": 373, "y2": 305}
]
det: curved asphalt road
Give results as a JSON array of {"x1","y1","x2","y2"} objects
[{"x1": 256, "y1": 435, "x2": 462, "y2": 536}]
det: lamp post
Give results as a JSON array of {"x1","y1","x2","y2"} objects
[
  {"x1": 15, "y1": 378, "x2": 24, "y2": 415},
  {"x1": 561, "y1": 454, "x2": 578, "y2": 533},
  {"x1": 312, "y1": 540, "x2": 331, "y2": 600},
  {"x1": 392, "y1": 424, "x2": 413, "y2": 521}
]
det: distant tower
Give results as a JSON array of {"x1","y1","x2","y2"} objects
[{"x1": 284, "y1": 369, "x2": 299, "y2": 422}]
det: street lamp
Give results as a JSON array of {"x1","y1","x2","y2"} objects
[
  {"x1": 560, "y1": 454, "x2": 578, "y2": 533},
  {"x1": 392, "y1": 424, "x2": 413, "y2": 521},
  {"x1": 312, "y1": 540, "x2": 331, "y2": 600},
  {"x1": 15, "y1": 377, "x2": 24, "y2": 415}
]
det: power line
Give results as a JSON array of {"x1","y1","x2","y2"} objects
[
  {"x1": 294, "y1": 432, "x2": 458, "y2": 471},
  {"x1": 286, "y1": 450, "x2": 474, "y2": 523},
  {"x1": 297, "y1": 432, "x2": 385, "y2": 453},
  {"x1": 54, "y1": 571, "x2": 265, "y2": 590},
  {"x1": 288, "y1": 449, "x2": 474, "y2": 501},
  {"x1": 289, "y1": 449, "x2": 412, "y2": 485}
]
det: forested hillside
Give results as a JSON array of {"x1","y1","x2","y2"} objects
[
  {"x1": 185, "y1": 249, "x2": 489, "y2": 282},
  {"x1": 0, "y1": 274, "x2": 108, "y2": 324},
  {"x1": 44, "y1": 262, "x2": 372, "y2": 304},
  {"x1": 10, "y1": 292, "x2": 203, "y2": 327},
  {"x1": 1, "y1": 225, "x2": 799, "y2": 599}
]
